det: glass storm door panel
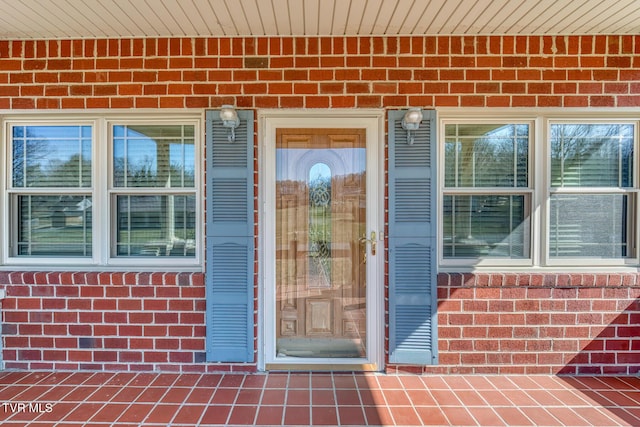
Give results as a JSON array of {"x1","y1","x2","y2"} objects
[{"x1": 275, "y1": 129, "x2": 367, "y2": 358}]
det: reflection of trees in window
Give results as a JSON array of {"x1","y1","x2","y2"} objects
[
  {"x1": 48, "y1": 154, "x2": 92, "y2": 187},
  {"x1": 550, "y1": 124, "x2": 633, "y2": 187},
  {"x1": 113, "y1": 155, "x2": 195, "y2": 188},
  {"x1": 445, "y1": 124, "x2": 528, "y2": 188},
  {"x1": 112, "y1": 125, "x2": 197, "y2": 258},
  {"x1": 112, "y1": 125, "x2": 195, "y2": 188},
  {"x1": 443, "y1": 123, "x2": 530, "y2": 259},
  {"x1": 11, "y1": 125, "x2": 93, "y2": 257},
  {"x1": 12, "y1": 126, "x2": 91, "y2": 188},
  {"x1": 549, "y1": 123, "x2": 634, "y2": 259},
  {"x1": 12, "y1": 133, "x2": 47, "y2": 187},
  {"x1": 113, "y1": 154, "x2": 158, "y2": 187}
]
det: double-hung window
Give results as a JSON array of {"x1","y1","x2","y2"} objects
[
  {"x1": 440, "y1": 114, "x2": 638, "y2": 269},
  {"x1": 547, "y1": 121, "x2": 635, "y2": 264},
  {"x1": 110, "y1": 123, "x2": 197, "y2": 259},
  {"x1": 4, "y1": 116, "x2": 201, "y2": 268},
  {"x1": 9, "y1": 124, "x2": 93, "y2": 259},
  {"x1": 441, "y1": 121, "x2": 532, "y2": 266}
]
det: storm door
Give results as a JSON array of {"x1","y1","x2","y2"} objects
[{"x1": 273, "y1": 128, "x2": 372, "y2": 361}]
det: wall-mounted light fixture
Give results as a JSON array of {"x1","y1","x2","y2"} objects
[
  {"x1": 219, "y1": 105, "x2": 240, "y2": 142},
  {"x1": 401, "y1": 108, "x2": 423, "y2": 145}
]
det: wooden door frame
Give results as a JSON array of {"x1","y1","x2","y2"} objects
[{"x1": 258, "y1": 110, "x2": 385, "y2": 371}]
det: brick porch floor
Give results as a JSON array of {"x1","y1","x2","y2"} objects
[{"x1": 0, "y1": 372, "x2": 638, "y2": 426}]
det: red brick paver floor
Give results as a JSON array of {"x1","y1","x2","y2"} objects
[{"x1": 0, "y1": 371, "x2": 638, "y2": 426}]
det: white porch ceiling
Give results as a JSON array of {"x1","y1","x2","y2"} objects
[{"x1": 0, "y1": 0, "x2": 638, "y2": 40}]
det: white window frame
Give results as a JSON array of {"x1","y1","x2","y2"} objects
[
  {"x1": 3, "y1": 118, "x2": 98, "y2": 267},
  {"x1": 439, "y1": 117, "x2": 536, "y2": 269},
  {"x1": 105, "y1": 118, "x2": 202, "y2": 268},
  {"x1": 543, "y1": 118, "x2": 639, "y2": 268},
  {"x1": 439, "y1": 109, "x2": 640, "y2": 271},
  {"x1": 1, "y1": 112, "x2": 203, "y2": 271}
]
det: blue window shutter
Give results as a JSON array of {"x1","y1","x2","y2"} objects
[
  {"x1": 205, "y1": 109, "x2": 254, "y2": 363},
  {"x1": 388, "y1": 109, "x2": 438, "y2": 365}
]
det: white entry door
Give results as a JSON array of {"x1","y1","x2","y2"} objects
[{"x1": 262, "y1": 114, "x2": 383, "y2": 370}]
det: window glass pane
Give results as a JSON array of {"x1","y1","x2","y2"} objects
[
  {"x1": 113, "y1": 125, "x2": 195, "y2": 188},
  {"x1": 444, "y1": 124, "x2": 528, "y2": 188},
  {"x1": 443, "y1": 194, "x2": 529, "y2": 258},
  {"x1": 17, "y1": 195, "x2": 92, "y2": 256},
  {"x1": 549, "y1": 194, "x2": 630, "y2": 258},
  {"x1": 115, "y1": 195, "x2": 196, "y2": 257},
  {"x1": 550, "y1": 124, "x2": 634, "y2": 187},
  {"x1": 12, "y1": 125, "x2": 92, "y2": 188}
]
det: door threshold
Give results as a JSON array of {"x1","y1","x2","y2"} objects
[{"x1": 265, "y1": 363, "x2": 379, "y2": 372}]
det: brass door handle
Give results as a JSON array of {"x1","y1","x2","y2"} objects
[
  {"x1": 359, "y1": 231, "x2": 377, "y2": 256},
  {"x1": 370, "y1": 231, "x2": 377, "y2": 256}
]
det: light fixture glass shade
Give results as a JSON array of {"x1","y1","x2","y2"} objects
[
  {"x1": 401, "y1": 108, "x2": 423, "y2": 145},
  {"x1": 219, "y1": 105, "x2": 239, "y2": 127},
  {"x1": 401, "y1": 108, "x2": 423, "y2": 130},
  {"x1": 219, "y1": 105, "x2": 240, "y2": 142}
]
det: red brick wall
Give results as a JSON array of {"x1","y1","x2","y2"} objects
[
  {"x1": 388, "y1": 273, "x2": 640, "y2": 375},
  {"x1": 0, "y1": 272, "x2": 225, "y2": 372},
  {"x1": 3, "y1": 272, "x2": 638, "y2": 373},
  {"x1": 0, "y1": 35, "x2": 639, "y2": 373},
  {"x1": 0, "y1": 35, "x2": 638, "y2": 109}
]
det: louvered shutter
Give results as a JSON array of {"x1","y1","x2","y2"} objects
[
  {"x1": 388, "y1": 109, "x2": 438, "y2": 365},
  {"x1": 205, "y1": 109, "x2": 254, "y2": 363}
]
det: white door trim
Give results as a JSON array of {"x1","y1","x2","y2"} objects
[{"x1": 258, "y1": 110, "x2": 385, "y2": 371}]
